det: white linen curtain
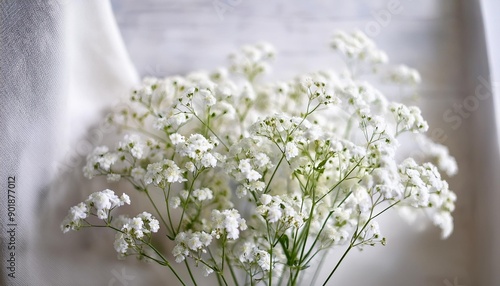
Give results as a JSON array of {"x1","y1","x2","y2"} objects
[{"x1": 1, "y1": 1, "x2": 139, "y2": 285}]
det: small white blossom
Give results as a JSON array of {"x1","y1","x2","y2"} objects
[
  {"x1": 173, "y1": 231, "x2": 213, "y2": 263},
  {"x1": 61, "y1": 190, "x2": 130, "y2": 232},
  {"x1": 285, "y1": 142, "x2": 299, "y2": 160},
  {"x1": 113, "y1": 233, "x2": 130, "y2": 254},
  {"x1": 87, "y1": 189, "x2": 126, "y2": 219},
  {"x1": 255, "y1": 249, "x2": 270, "y2": 271},
  {"x1": 199, "y1": 89, "x2": 217, "y2": 106},
  {"x1": 192, "y1": 188, "x2": 214, "y2": 202},
  {"x1": 432, "y1": 211, "x2": 454, "y2": 239},
  {"x1": 83, "y1": 146, "x2": 118, "y2": 178},
  {"x1": 112, "y1": 212, "x2": 160, "y2": 254},
  {"x1": 169, "y1": 133, "x2": 185, "y2": 145},
  {"x1": 389, "y1": 64, "x2": 421, "y2": 85},
  {"x1": 60, "y1": 202, "x2": 88, "y2": 233},
  {"x1": 119, "y1": 134, "x2": 146, "y2": 159},
  {"x1": 170, "y1": 196, "x2": 181, "y2": 209},
  {"x1": 330, "y1": 30, "x2": 388, "y2": 66},
  {"x1": 145, "y1": 159, "x2": 186, "y2": 185},
  {"x1": 201, "y1": 153, "x2": 217, "y2": 168},
  {"x1": 416, "y1": 135, "x2": 458, "y2": 176},
  {"x1": 211, "y1": 209, "x2": 247, "y2": 240},
  {"x1": 185, "y1": 162, "x2": 196, "y2": 172},
  {"x1": 256, "y1": 195, "x2": 304, "y2": 228},
  {"x1": 131, "y1": 167, "x2": 146, "y2": 182},
  {"x1": 390, "y1": 103, "x2": 429, "y2": 133},
  {"x1": 203, "y1": 265, "x2": 214, "y2": 277}
]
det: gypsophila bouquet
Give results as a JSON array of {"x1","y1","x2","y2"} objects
[{"x1": 62, "y1": 31, "x2": 458, "y2": 286}]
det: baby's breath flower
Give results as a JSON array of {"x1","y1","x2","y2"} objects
[
  {"x1": 87, "y1": 189, "x2": 129, "y2": 219},
  {"x1": 131, "y1": 167, "x2": 146, "y2": 182},
  {"x1": 169, "y1": 133, "x2": 185, "y2": 145},
  {"x1": 416, "y1": 135, "x2": 458, "y2": 176},
  {"x1": 330, "y1": 30, "x2": 388, "y2": 66},
  {"x1": 83, "y1": 146, "x2": 118, "y2": 179},
  {"x1": 118, "y1": 134, "x2": 146, "y2": 159},
  {"x1": 390, "y1": 103, "x2": 429, "y2": 134},
  {"x1": 389, "y1": 64, "x2": 421, "y2": 85},
  {"x1": 255, "y1": 249, "x2": 271, "y2": 271},
  {"x1": 211, "y1": 209, "x2": 247, "y2": 240},
  {"x1": 61, "y1": 189, "x2": 130, "y2": 233},
  {"x1": 256, "y1": 195, "x2": 304, "y2": 228},
  {"x1": 202, "y1": 264, "x2": 214, "y2": 277},
  {"x1": 144, "y1": 159, "x2": 186, "y2": 185},
  {"x1": 170, "y1": 196, "x2": 181, "y2": 209},
  {"x1": 173, "y1": 231, "x2": 213, "y2": 263},
  {"x1": 60, "y1": 202, "x2": 88, "y2": 233},
  {"x1": 285, "y1": 142, "x2": 299, "y2": 160},
  {"x1": 65, "y1": 31, "x2": 457, "y2": 285},
  {"x1": 112, "y1": 212, "x2": 160, "y2": 254},
  {"x1": 192, "y1": 188, "x2": 214, "y2": 202},
  {"x1": 183, "y1": 162, "x2": 194, "y2": 173}
]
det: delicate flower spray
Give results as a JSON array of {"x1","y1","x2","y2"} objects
[{"x1": 62, "y1": 31, "x2": 458, "y2": 286}]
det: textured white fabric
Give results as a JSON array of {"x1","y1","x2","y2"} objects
[{"x1": 1, "y1": 0, "x2": 139, "y2": 285}]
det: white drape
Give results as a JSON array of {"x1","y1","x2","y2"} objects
[{"x1": 1, "y1": 0, "x2": 139, "y2": 285}]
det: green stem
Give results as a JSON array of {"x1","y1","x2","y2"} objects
[
  {"x1": 263, "y1": 154, "x2": 285, "y2": 194},
  {"x1": 145, "y1": 188, "x2": 172, "y2": 234},
  {"x1": 177, "y1": 169, "x2": 203, "y2": 233},
  {"x1": 184, "y1": 260, "x2": 198, "y2": 286},
  {"x1": 145, "y1": 240, "x2": 187, "y2": 286},
  {"x1": 226, "y1": 255, "x2": 240, "y2": 286},
  {"x1": 191, "y1": 111, "x2": 229, "y2": 151},
  {"x1": 321, "y1": 244, "x2": 353, "y2": 286},
  {"x1": 163, "y1": 185, "x2": 176, "y2": 237},
  {"x1": 310, "y1": 249, "x2": 329, "y2": 286}
]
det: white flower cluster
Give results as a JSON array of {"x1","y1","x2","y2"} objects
[
  {"x1": 64, "y1": 31, "x2": 458, "y2": 285},
  {"x1": 191, "y1": 187, "x2": 214, "y2": 202},
  {"x1": 229, "y1": 42, "x2": 275, "y2": 80},
  {"x1": 171, "y1": 208, "x2": 246, "y2": 266},
  {"x1": 83, "y1": 135, "x2": 166, "y2": 181},
  {"x1": 336, "y1": 80, "x2": 388, "y2": 115},
  {"x1": 170, "y1": 133, "x2": 222, "y2": 169},
  {"x1": 83, "y1": 146, "x2": 117, "y2": 179},
  {"x1": 330, "y1": 30, "x2": 388, "y2": 66},
  {"x1": 399, "y1": 158, "x2": 456, "y2": 238},
  {"x1": 238, "y1": 242, "x2": 271, "y2": 272},
  {"x1": 390, "y1": 102, "x2": 429, "y2": 134},
  {"x1": 416, "y1": 135, "x2": 458, "y2": 176},
  {"x1": 211, "y1": 209, "x2": 247, "y2": 240},
  {"x1": 318, "y1": 207, "x2": 352, "y2": 246},
  {"x1": 154, "y1": 112, "x2": 193, "y2": 131},
  {"x1": 389, "y1": 64, "x2": 421, "y2": 85},
  {"x1": 172, "y1": 231, "x2": 213, "y2": 263},
  {"x1": 256, "y1": 194, "x2": 304, "y2": 228},
  {"x1": 61, "y1": 189, "x2": 130, "y2": 233},
  {"x1": 144, "y1": 159, "x2": 186, "y2": 186},
  {"x1": 118, "y1": 134, "x2": 146, "y2": 159},
  {"x1": 224, "y1": 137, "x2": 273, "y2": 197},
  {"x1": 114, "y1": 212, "x2": 160, "y2": 254},
  {"x1": 299, "y1": 75, "x2": 340, "y2": 106}
]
